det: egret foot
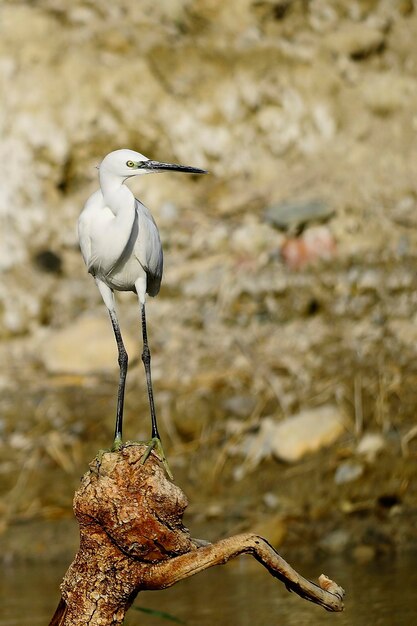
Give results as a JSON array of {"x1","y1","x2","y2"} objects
[
  {"x1": 92, "y1": 436, "x2": 123, "y2": 474},
  {"x1": 140, "y1": 437, "x2": 173, "y2": 480},
  {"x1": 111, "y1": 434, "x2": 123, "y2": 451},
  {"x1": 92, "y1": 447, "x2": 113, "y2": 474}
]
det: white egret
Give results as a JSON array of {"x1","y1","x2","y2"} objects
[{"x1": 78, "y1": 149, "x2": 207, "y2": 477}]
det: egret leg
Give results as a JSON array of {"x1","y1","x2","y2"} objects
[
  {"x1": 95, "y1": 279, "x2": 128, "y2": 450},
  {"x1": 141, "y1": 303, "x2": 159, "y2": 439},
  {"x1": 109, "y1": 309, "x2": 128, "y2": 449},
  {"x1": 140, "y1": 303, "x2": 173, "y2": 479}
]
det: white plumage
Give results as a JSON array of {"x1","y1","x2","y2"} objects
[
  {"x1": 79, "y1": 150, "x2": 164, "y2": 303},
  {"x1": 78, "y1": 148, "x2": 206, "y2": 472}
]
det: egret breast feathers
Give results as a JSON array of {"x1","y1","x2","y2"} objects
[{"x1": 78, "y1": 192, "x2": 163, "y2": 295}]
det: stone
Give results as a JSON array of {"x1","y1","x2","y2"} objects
[
  {"x1": 230, "y1": 219, "x2": 279, "y2": 255},
  {"x1": 391, "y1": 195, "x2": 417, "y2": 229},
  {"x1": 271, "y1": 406, "x2": 345, "y2": 462},
  {"x1": 247, "y1": 406, "x2": 345, "y2": 464},
  {"x1": 280, "y1": 226, "x2": 337, "y2": 270},
  {"x1": 262, "y1": 492, "x2": 280, "y2": 510},
  {"x1": 319, "y1": 530, "x2": 350, "y2": 555},
  {"x1": 323, "y1": 24, "x2": 385, "y2": 59},
  {"x1": 334, "y1": 461, "x2": 364, "y2": 485},
  {"x1": 355, "y1": 269, "x2": 382, "y2": 293},
  {"x1": 38, "y1": 315, "x2": 137, "y2": 375},
  {"x1": 361, "y1": 74, "x2": 416, "y2": 116},
  {"x1": 356, "y1": 433, "x2": 385, "y2": 462},
  {"x1": 264, "y1": 200, "x2": 333, "y2": 232},
  {"x1": 352, "y1": 544, "x2": 376, "y2": 563},
  {"x1": 223, "y1": 394, "x2": 257, "y2": 419},
  {"x1": 389, "y1": 317, "x2": 417, "y2": 347},
  {"x1": 183, "y1": 265, "x2": 224, "y2": 298}
]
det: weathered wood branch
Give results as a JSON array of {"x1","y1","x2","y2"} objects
[{"x1": 49, "y1": 444, "x2": 344, "y2": 626}]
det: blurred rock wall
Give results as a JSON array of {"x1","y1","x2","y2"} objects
[
  {"x1": 1, "y1": 0, "x2": 417, "y2": 448},
  {"x1": 1, "y1": 0, "x2": 416, "y2": 338}
]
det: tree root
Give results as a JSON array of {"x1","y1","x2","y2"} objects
[{"x1": 49, "y1": 444, "x2": 344, "y2": 625}]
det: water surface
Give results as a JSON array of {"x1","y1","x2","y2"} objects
[{"x1": 1, "y1": 555, "x2": 416, "y2": 625}]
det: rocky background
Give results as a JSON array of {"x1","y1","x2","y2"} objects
[{"x1": 1, "y1": 0, "x2": 417, "y2": 561}]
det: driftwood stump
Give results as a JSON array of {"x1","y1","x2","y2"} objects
[{"x1": 49, "y1": 444, "x2": 344, "y2": 625}]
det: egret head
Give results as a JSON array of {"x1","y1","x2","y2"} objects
[{"x1": 99, "y1": 149, "x2": 207, "y2": 180}]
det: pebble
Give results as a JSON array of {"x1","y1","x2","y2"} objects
[
  {"x1": 391, "y1": 195, "x2": 417, "y2": 228},
  {"x1": 356, "y1": 433, "x2": 385, "y2": 462},
  {"x1": 389, "y1": 317, "x2": 417, "y2": 347},
  {"x1": 223, "y1": 394, "x2": 257, "y2": 419},
  {"x1": 361, "y1": 74, "x2": 416, "y2": 116},
  {"x1": 352, "y1": 544, "x2": 376, "y2": 563},
  {"x1": 183, "y1": 265, "x2": 223, "y2": 298},
  {"x1": 262, "y1": 492, "x2": 280, "y2": 510},
  {"x1": 334, "y1": 461, "x2": 364, "y2": 485},
  {"x1": 247, "y1": 405, "x2": 345, "y2": 466},
  {"x1": 267, "y1": 405, "x2": 345, "y2": 463},
  {"x1": 264, "y1": 200, "x2": 333, "y2": 232},
  {"x1": 323, "y1": 24, "x2": 385, "y2": 59},
  {"x1": 280, "y1": 226, "x2": 337, "y2": 270},
  {"x1": 230, "y1": 219, "x2": 279, "y2": 255},
  {"x1": 356, "y1": 269, "x2": 381, "y2": 292},
  {"x1": 319, "y1": 529, "x2": 350, "y2": 555}
]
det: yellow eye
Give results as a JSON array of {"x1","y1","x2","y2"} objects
[{"x1": 126, "y1": 160, "x2": 135, "y2": 168}]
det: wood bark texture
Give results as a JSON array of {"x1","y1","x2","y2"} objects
[{"x1": 49, "y1": 444, "x2": 345, "y2": 625}]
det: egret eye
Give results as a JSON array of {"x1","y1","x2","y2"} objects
[{"x1": 126, "y1": 160, "x2": 135, "y2": 168}]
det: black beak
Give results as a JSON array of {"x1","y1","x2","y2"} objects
[{"x1": 141, "y1": 160, "x2": 208, "y2": 175}]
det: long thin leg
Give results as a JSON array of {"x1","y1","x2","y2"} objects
[
  {"x1": 95, "y1": 279, "x2": 128, "y2": 449},
  {"x1": 139, "y1": 301, "x2": 172, "y2": 479},
  {"x1": 109, "y1": 309, "x2": 128, "y2": 448},
  {"x1": 141, "y1": 303, "x2": 159, "y2": 439}
]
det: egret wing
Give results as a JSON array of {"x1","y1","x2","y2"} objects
[
  {"x1": 78, "y1": 211, "x2": 93, "y2": 271},
  {"x1": 134, "y1": 199, "x2": 163, "y2": 296}
]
